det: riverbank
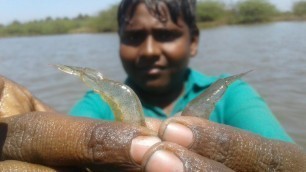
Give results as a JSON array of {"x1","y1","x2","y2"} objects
[
  {"x1": 198, "y1": 16, "x2": 306, "y2": 29},
  {"x1": 1, "y1": 18, "x2": 306, "y2": 39},
  {"x1": 1, "y1": 0, "x2": 306, "y2": 38}
]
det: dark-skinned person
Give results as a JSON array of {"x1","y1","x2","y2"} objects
[
  {"x1": 72, "y1": 1, "x2": 293, "y2": 145},
  {"x1": 1, "y1": 0, "x2": 305, "y2": 172},
  {"x1": 65, "y1": 0, "x2": 304, "y2": 170}
]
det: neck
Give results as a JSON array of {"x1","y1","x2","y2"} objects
[
  {"x1": 132, "y1": 82, "x2": 185, "y2": 113},
  {"x1": 127, "y1": 69, "x2": 190, "y2": 114}
]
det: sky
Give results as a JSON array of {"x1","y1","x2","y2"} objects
[
  {"x1": 0, "y1": 0, "x2": 295, "y2": 25},
  {"x1": 0, "y1": 0, "x2": 121, "y2": 25}
]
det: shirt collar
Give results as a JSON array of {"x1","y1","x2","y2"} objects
[
  {"x1": 124, "y1": 68, "x2": 217, "y2": 98},
  {"x1": 184, "y1": 68, "x2": 217, "y2": 96}
]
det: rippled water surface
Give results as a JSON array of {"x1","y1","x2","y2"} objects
[{"x1": 0, "y1": 21, "x2": 305, "y2": 149}]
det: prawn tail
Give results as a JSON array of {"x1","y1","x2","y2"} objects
[{"x1": 224, "y1": 70, "x2": 253, "y2": 86}]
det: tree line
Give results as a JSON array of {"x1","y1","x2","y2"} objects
[{"x1": 1, "y1": 0, "x2": 306, "y2": 37}]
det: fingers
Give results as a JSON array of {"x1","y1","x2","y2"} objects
[
  {"x1": 144, "y1": 117, "x2": 162, "y2": 132},
  {"x1": 158, "y1": 116, "x2": 306, "y2": 171},
  {"x1": 160, "y1": 122, "x2": 193, "y2": 147},
  {"x1": 0, "y1": 112, "x2": 160, "y2": 171},
  {"x1": 0, "y1": 160, "x2": 58, "y2": 172},
  {"x1": 0, "y1": 160, "x2": 78, "y2": 172},
  {"x1": 130, "y1": 136, "x2": 161, "y2": 164},
  {"x1": 32, "y1": 98, "x2": 55, "y2": 113},
  {"x1": 0, "y1": 76, "x2": 34, "y2": 117},
  {"x1": 142, "y1": 142, "x2": 234, "y2": 172},
  {"x1": 0, "y1": 76, "x2": 54, "y2": 118}
]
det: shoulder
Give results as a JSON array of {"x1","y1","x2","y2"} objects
[
  {"x1": 187, "y1": 69, "x2": 253, "y2": 94},
  {"x1": 212, "y1": 71, "x2": 261, "y2": 115},
  {"x1": 188, "y1": 68, "x2": 253, "y2": 90},
  {"x1": 189, "y1": 69, "x2": 217, "y2": 83},
  {"x1": 187, "y1": 69, "x2": 218, "y2": 89}
]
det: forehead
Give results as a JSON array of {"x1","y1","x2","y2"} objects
[{"x1": 123, "y1": 2, "x2": 187, "y2": 30}]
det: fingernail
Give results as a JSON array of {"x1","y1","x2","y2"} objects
[
  {"x1": 162, "y1": 123, "x2": 193, "y2": 147},
  {"x1": 131, "y1": 136, "x2": 161, "y2": 164},
  {"x1": 145, "y1": 150, "x2": 184, "y2": 172}
]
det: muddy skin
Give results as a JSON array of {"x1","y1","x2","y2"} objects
[
  {"x1": 0, "y1": 160, "x2": 58, "y2": 172},
  {"x1": 0, "y1": 76, "x2": 54, "y2": 118},
  {"x1": 159, "y1": 116, "x2": 306, "y2": 171},
  {"x1": 0, "y1": 111, "x2": 158, "y2": 171},
  {"x1": 0, "y1": 160, "x2": 81, "y2": 172},
  {"x1": 1, "y1": 114, "x2": 305, "y2": 172}
]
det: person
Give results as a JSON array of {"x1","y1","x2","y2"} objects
[
  {"x1": 70, "y1": 0, "x2": 292, "y2": 143},
  {"x1": 1, "y1": 0, "x2": 305, "y2": 171},
  {"x1": 1, "y1": 73, "x2": 306, "y2": 171}
]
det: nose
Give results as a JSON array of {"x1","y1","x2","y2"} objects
[{"x1": 140, "y1": 35, "x2": 161, "y2": 59}]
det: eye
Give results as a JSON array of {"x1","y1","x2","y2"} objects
[
  {"x1": 121, "y1": 31, "x2": 146, "y2": 45},
  {"x1": 154, "y1": 30, "x2": 181, "y2": 42}
]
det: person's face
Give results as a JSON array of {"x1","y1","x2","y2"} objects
[{"x1": 119, "y1": 2, "x2": 198, "y2": 94}]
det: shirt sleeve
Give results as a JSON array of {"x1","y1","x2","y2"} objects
[
  {"x1": 212, "y1": 80, "x2": 294, "y2": 143},
  {"x1": 69, "y1": 90, "x2": 115, "y2": 121}
]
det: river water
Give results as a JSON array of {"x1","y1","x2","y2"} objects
[{"x1": 0, "y1": 21, "x2": 305, "y2": 149}]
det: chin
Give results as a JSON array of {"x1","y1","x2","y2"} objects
[{"x1": 139, "y1": 80, "x2": 170, "y2": 94}]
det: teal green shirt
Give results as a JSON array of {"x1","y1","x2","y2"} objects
[{"x1": 70, "y1": 69, "x2": 293, "y2": 143}]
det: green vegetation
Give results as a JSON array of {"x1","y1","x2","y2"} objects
[
  {"x1": 1, "y1": 0, "x2": 306, "y2": 37},
  {"x1": 0, "y1": 6, "x2": 118, "y2": 37},
  {"x1": 233, "y1": 0, "x2": 277, "y2": 23},
  {"x1": 293, "y1": 1, "x2": 306, "y2": 16},
  {"x1": 0, "y1": 15, "x2": 90, "y2": 37},
  {"x1": 87, "y1": 5, "x2": 118, "y2": 32},
  {"x1": 197, "y1": 0, "x2": 226, "y2": 22}
]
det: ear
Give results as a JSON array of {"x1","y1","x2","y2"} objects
[{"x1": 189, "y1": 31, "x2": 199, "y2": 58}]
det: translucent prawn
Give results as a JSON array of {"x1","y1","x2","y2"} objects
[
  {"x1": 53, "y1": 64, "x2": 146, "y2": 127},
  {"x1": 54, "y1": 64, "x2": 250, "y2": 125},
  {"x1": 181, "y1": 70, "x2": 252, "y2": 119}
]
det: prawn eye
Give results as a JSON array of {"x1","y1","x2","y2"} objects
[{"x1": 225, "y1": 80, "x2": 230, "y2": 86}]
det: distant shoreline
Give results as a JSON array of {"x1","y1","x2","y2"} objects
[
  {"x1": 1, "y1": 19, "x2": 305, "y2": 39},
  {"x1": 1, "y1": 0, "x2": 306, "y2": 38}
]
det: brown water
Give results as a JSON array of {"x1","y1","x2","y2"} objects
[{"x1": 0, "y1": 21, "x2": 305, "y2": 149}]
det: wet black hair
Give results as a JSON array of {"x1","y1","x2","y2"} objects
[{"x1": 117, "y1": 0, "x2": 199, "y2": 38}]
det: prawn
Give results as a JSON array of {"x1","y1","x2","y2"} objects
[
  {"x1": 54, "y1": 64, "x2": 250, "y2": 126},
  {"x1": 181, "y1": 70, "x2": 252, "y2": 119},
  {"x1": 53, "y1": 64, "x2": 146, "y2": 127}
]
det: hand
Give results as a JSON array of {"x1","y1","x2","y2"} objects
[
  {"x1": 0, "y1": 76, "x2": 54, "y2": 118},
  {"x1": 0, "y1": 76, "x2": 248, "y2": 172},
  {"x1": 1, "y1": 113, "x2": 231, "y2": 172},
  {"x1": 0, "y1": 112, "x2": 162, "y2": 171},
  {"x1": 2, "y1": 75, "x2": 305, "y2": 171},
  {"x1": 141, "y1": 116, "x2": 306, "y2": 171},
  {"x1": 0, "y1": 76, "x2": 163, "y2": 171},
  {"x1": 0, "y1": 75, "x2": 228, "y2": 171}
]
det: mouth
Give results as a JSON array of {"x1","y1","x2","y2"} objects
[{"x1": 138, "y1": 66, "x2": 166, "y2": 75}]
